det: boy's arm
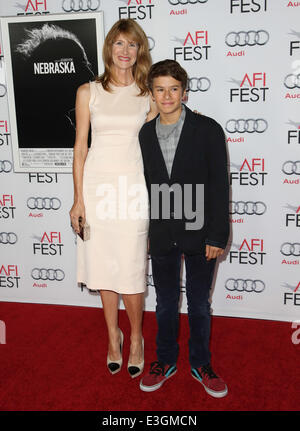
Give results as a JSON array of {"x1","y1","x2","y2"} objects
[{"x1": 205, "y1": 121, "x2": 230, "y2": 250}]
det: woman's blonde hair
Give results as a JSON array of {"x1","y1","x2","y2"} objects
[{"x1": 96, "y1": 19, "x2": 151, "y2": 96}]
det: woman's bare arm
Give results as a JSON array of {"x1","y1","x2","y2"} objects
[{"x1": 69, "y1": 83, "x2": 90, "y2": 233}]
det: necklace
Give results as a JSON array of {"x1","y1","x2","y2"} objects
[{"x1": 112, "y1": 78, "x2": 135, "y2": 87}]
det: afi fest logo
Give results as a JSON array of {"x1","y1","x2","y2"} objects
[
  {"x1": 282, "y1": 281, "x2": 300, "y2": 306},
  {"x1": 0, "y1": 194, "x2": 16, "y2": 219},
  {"x1": 0, "y1": 121, "x2": 10, "y2": 147},
  {"x1": 0, "y1": 265, "x2": 20, "y2": 288},
  {"x1": 230, "y1": 158, "x2": 267, "y2": 186},
  {"x1": 118, "y1": 0, "x2": 155, "y2": 20},
  {"x1": 284, "y1": 204, "x2": 300, "y2": 227},
  {"x1": 172, "y1": 31, "x2": 211, "y2": 62},
  {"x1": 33, "y1": 232, "x2": 64, "y2": 255},
  {"x1": 16, "y1": 0, "x2": 49, "y2": 15},
  {"x1": 229, "y1": 238, "x2": 266, "y2": 265},
  {"x1": 230, "y1": 0, "x2": 267, "y2": 13},
  {"x1": 229, "y1": 73, "x2": 269, "y2": 102}
]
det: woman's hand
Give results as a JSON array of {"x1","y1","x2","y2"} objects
[
  {"x1": 146, "y1": 97, "x2": 158, "y2": 122},
  {"x1": 69, "y1": 201, "x2": 86, "y2": 234}
]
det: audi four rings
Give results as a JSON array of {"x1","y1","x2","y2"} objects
[
  {"x1": 27, "y1": 197, "x2": 62, "y2": 210},
  {"x1": 188, "y1": 77, "x2": 211, "y2": 92},
  {"x1": 280, "y1": 243, "x2": 300, "y2": 257},
  {"x1": 0, "y1": 160, "x2": 13, "y2": 173},
  {"x1": 230, "y1": 201, "x2": 267, "y2": 215},
  {"x1": 282, "y1": 161, "x2": 300, "y2": 175},
  {"x1": 225, "y1": 30, "x2": 269, "y2": 47},
  {"x1": 0, "y1": 232, "x2": 18, "y2": 244},
  {"x1": 62, "y1": 0, "x2": 100, "y2": 12},
  {"x1": 168, "y1": 0, "x2": 208, "y2": 4},
  {"x1": 225, "y1": 279, "x2": 266, "y2": 293},
  {"x1": 284, "y1": 74, "x2": 300, "y2": 89},
  {"x1": 225, "y1": 119, "x2": 268, "y2": 134},
  {"x1": 31, "y1": 268, "x2": 65, "y2": 281}
]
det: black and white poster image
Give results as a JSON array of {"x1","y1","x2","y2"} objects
[{"x1": 1, "y1": 13, "x2": 104, "y2": 172}]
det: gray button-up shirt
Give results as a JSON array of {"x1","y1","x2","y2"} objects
[{"x1": 156, "y1": 105, "x2": 186, "y2": 178}]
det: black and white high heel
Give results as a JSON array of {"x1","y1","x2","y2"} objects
[
  {"x1": 107, "y1": 329, "x2": 124, "y2": 375},
  {"x1": 127, "y1": 337, "x2": 144, "y2": 379}
]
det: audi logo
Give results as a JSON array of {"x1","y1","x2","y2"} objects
[
  {"x1": 282, "y1": 161, "x2": 300, "y2": 175},
  {"x1": 168, "y1": 0, "x2": 208, "y2": 4},
  {"x1": 230, "y1": 201, "x2": 267, "y2": 215},
  {"x1": 27, "y1": 197, "x2": 61, "y2": 210},
  {"x1": 225, "y1": 30, "x2": 269, "y2": 47},
  {"x1": 0, "y1": 232, "x2": 18, "y2": 244},
  {"x1": 280, "y1": 243, "x2": 300, "y2": 257},
  {"x1": 62, "y1": 0, "x2": 100, "y2": 12},
  {"x1": 225, "y1": 278, "x2": 265, "y2": 293},
  {"x1": 0, "y1": 84, "x2": 7, "y2": 97},
  {"x1": 0, "y1": 160, "x2": 13, "y2": 173},
  {"x1": 225, "y1": 119, "x2": 268, "y2": 134},
  {"x1": 31, "y1": 268, "x2": 65, "y2": 281},
  {"x1": 284, "y1": 74, "x2": 300, "y2": 89},
  {"x1": 187, "y1": 77, "x2": 211, "y2": 92}
]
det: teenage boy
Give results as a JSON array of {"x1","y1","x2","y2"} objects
[{"x1": 139, "y1": 60, "x2": 229, "y2": 398}]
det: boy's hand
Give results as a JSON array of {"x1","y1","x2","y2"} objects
[{"x1": 205, "y1": 245, "x2": 224, "y2": 261}]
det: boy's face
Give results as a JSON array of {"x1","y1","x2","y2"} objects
[{"x1": 151, "y1": 76, "x2": 186, "y2": 117}]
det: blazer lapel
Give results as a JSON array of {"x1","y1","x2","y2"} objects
[{"x1": 148, "y1": 118, "x2": 170, "y2": 182}]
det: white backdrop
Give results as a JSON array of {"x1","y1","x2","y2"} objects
[{"x1": 0, "y1": 0, "x2": 299, "y2": 322}]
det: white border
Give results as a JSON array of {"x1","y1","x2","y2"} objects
[{"x1": 0, "y1": 12, "x2": 104, "y2": 173}]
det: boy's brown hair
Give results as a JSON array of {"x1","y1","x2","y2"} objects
[{"x1": 147, "y1": 59, "x2": 188, "y2": 93}]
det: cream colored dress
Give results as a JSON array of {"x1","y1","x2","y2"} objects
[{"x1": 77, "y1": 81, "x2": 150, "y2": 294}]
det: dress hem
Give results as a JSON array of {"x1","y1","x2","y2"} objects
[{"x1": 77, "y1": 281, "x2": 146, "y2": 295}]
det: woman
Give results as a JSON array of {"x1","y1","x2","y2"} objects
[{"x1": 69, "y1": 19, "x2": 156, "y2": 378}]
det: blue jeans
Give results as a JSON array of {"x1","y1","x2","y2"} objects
[{"x1": 151, "y1": 246, "x2": 216, "y2": 369}]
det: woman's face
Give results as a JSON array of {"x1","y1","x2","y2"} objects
[{"x1": 111, "y1": 33, "x2": 139, "y2": 72}]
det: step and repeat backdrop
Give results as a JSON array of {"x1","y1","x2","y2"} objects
[{"x1": 0, "y1": 0, "x2": 299, "y2": 322}]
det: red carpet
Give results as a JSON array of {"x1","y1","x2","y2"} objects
[{"x1": 0, "y1": 301, "x2": 298, "y2": 411}]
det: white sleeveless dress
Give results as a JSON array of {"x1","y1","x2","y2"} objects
[{"x1": 77, "y1": 81, "x2": 150, "y2": 294}]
